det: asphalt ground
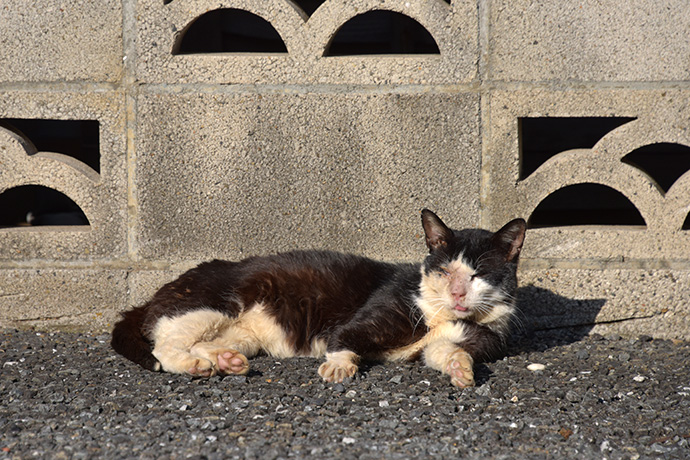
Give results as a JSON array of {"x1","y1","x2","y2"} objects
[{"x1": 1, "y1": 327, "x2": 689, "y2": 459}]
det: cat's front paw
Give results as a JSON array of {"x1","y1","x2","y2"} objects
[
  {"x1": 445, "y1": 350, "x2": 474, "y2": 388},
  {"x1": 318, "y1": 351, "x2": 359, "y2": 383}
]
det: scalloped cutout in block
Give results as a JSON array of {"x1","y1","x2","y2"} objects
[
  {"x1": 0, "y1": 185, "x2": 89, "y2": 228},
  {"x1": 683, "y1": 213, "x2": 690, "y2": 230},
  {"x1": 519, "y1": 117, "x2": 636, "y2": 180},
  {"x1": 528, "y1": 183, "x2": 645, "y2": 228},
  {"x1": 324, "y1": 10, "x2": 440, "y2": 56},
  {"x1": 0, "y1": 119, "x2": 100, "y2": 173},
  {"x1": 621, "y1": 143, "x2": 690, "y2": 194},
  {"x1": 173, "y1": 9, "x2": 288, "y2": 55}
]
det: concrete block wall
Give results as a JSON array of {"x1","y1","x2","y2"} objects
[{"x1": 0, "y1": 0, "x2": 688, "y2": 339}]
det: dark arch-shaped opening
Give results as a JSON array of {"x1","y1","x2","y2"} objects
[
  {"x1": 621, "y1": 143, "x2": 690, "y2": 194},
  {"x1": 519, "y1": 117, "x2": 636, "y2": 180},
  {"x1": 173, "y1": 9, "x2": 288, "y2": 55},
  {"x1": 324, "y1": 10, "x2": 440, "y2": 56},
  {"x1": 683, "y1": 213, "x2": 690, "y2": 230},
  {"x1": 528, "y1": 183, "x2": 645, "y2": 228},
  {"x1": 0, "y1": 119, "x2": 100, "y2": 173},
  {"x1": 0, "y1": 185, "x2": 89, "y2": 228}
]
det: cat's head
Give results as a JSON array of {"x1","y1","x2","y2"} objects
[{"x1": 418, "y1": 209, "x2": 526, "y2": 329}]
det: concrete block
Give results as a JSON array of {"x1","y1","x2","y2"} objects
[
  {"x1": 127, "y1": 269, "x2": 188, "y2": 308},
  {"x1": 0, "y1": 90, "x2": 128, "y2": 260},
  {"x1": 0, "y1": 269, "x2": 128, "y2": 331},
  {"x1": 0, "y1": 1, "x2": 123, "y2": 83},
  {"x1": 135, "y1": 90, "x2": 480, "y2": 262},
  {"x1": 482, "y1": 88, "x2": 690, "y2": 260},
  {"x1": 135, "y1": 0, "x2": 477, "y2": 84},
  {"x1": 488, "y1": 0, "x2": 690, "y2": 82},
  {"x1": 518, "y1": 268, "x2": 689, "y2": 341}
]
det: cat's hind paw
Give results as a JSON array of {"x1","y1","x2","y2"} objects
[
  {"x1": 216, "y1": 350, "x2": 249, "y2": 375},
  {"x1": 446, "y1": 350, "x2": 475, "y2": 388},
  {"x1": 187, "y1": 358, "x2": 217, "y2": 378},
  {"x1": 318, "y1": 351, "x2": 359, "y2": 383}
]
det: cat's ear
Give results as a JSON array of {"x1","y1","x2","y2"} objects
[
  {"x1": 491, "y1": 218, "x2": 526, "y2": 262},
  {"x1": 421, "y1": 209, "x2": 454, "y2": 252}
]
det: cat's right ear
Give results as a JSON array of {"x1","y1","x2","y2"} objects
[
  {"x1": 491, "y1": 218, "x2": 527, "y2": 262},
  {"x1": 421, "y1": 209, "x2": 454, "y2": 252}
]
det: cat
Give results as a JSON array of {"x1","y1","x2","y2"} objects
[{"x1": 111, "y1": 209, "x2": 526, "y2": 388}]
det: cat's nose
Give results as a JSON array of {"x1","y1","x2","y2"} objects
[{"x1": 451, "y1": 284, "x2": 467, "y2": 301}]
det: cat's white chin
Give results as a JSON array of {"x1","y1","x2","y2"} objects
[{"x1": 451, "y1": 306, "x2": 472, "y2": 319}]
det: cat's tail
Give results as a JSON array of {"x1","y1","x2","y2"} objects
[{"x1": 111, "y1": 305, "x2": 160, "y2": 371}]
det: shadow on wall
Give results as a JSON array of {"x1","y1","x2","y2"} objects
[{"x1": 509, "y1": 286, "x2": 608, "y2": 355}]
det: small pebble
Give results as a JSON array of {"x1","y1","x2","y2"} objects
[
  {"x1": 389, "y1": 375, "x2": 403, "y2": 384},
  {"x1": 618, "y1": 353, "x2": 631, "y2": 362},
  {"x1": 575, "y1": 349, "x2": 589, "y2": 360},
  {"x1": 527, "y1": 363, "x2": 546, "y2": 371}
]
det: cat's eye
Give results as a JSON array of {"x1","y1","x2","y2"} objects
[{"x1": 439, "y1": 267, "x2": 451, "y2": 277}]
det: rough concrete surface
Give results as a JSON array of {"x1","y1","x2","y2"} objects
[
  {"x1": 0, "y1": 269, "x2": 128, "y2": 331},
  {"x1": 0, "y1": 1, "x2": 123, "y2": 83},
  {"x1": 1, "y1": 328, "x2": 689, "y2": 459},
  {"x1": 135, "y1": 90, "x2": 480, "y2": 262},
  {"x1": 518, "y1": 268, "x2": 690, "y2": 341},
  {"x1": 488, "y1": 0, "x2": 690, "y2": 81},
  {"x1": 0, "y1": 1, "x2": 689, "y2": 336}
]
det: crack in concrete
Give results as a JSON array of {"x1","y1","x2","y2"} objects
[{"x1": 535, "y1": 313, "x2": 660, "y2": 331}]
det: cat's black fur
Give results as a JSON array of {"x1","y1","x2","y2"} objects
[{"x1": 112, "y1": 209, "x2": 526, "y2": 387}]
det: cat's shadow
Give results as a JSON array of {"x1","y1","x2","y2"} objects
[{"x1": 506, "y1": 285, "x2": 607, "y2": 356}]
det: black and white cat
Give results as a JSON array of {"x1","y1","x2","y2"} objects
[{"x1": 111, "y1": 210, "x2": 525, "y2": 388}]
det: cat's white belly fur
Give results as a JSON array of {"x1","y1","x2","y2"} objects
[{"x1": 151, "y1": 306, "x2": 327, "y2": 374}]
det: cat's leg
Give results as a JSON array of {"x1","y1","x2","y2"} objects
[
  {"x1": 424, "y1": 340, "x2": 475, "y2": 388},
  {"x1": 423, "y1": 321, "x2": 506, "y2": 387},
  {"x1": 152, "y1": 338, "x2": 218, "y2": 377},
  {"x1": 317, "y1": 302, "x2": 419, "y2": 383},
  {"x1": 187, "y1": 317, "x2": 266, "y2": 376},
  {"x1": 151, "y1": 310, "x2": 243, "y2": 377}
]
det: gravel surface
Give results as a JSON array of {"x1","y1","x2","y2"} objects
[{"x1": 1, "y1": 328, "x2": 689, "y2": 459}]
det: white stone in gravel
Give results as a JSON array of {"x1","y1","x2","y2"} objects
[
  {"x1": 379, "y1": 400, "x2": 389, "y2": 407},
  {"x1": 633, "y1": 375, "x2": 646, "y2": 382},
  {"x1": 527, "y1": 363, "x2": 546, "y2": 371},
  {"x1": 342, "y1": 437, "x2": 356, "y2": 444}
]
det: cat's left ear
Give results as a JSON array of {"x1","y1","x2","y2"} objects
[
  {"x1": 491, "y1": 218, "x2": 526, "y2": 262},
  {"x1": 421, "y1": 209, "x2": 454, "y2": 252}
]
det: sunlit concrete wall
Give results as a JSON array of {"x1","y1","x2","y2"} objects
[{"x1": 0, "y1": 0, "x2": 688, "y2": 338}]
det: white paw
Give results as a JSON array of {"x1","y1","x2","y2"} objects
[
  {"x1": 445, "y1": 350, "x2": 475, "y2": 388},
  {"x1": 318, "y1": 351, "x2": 359, "y2": 383}
]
